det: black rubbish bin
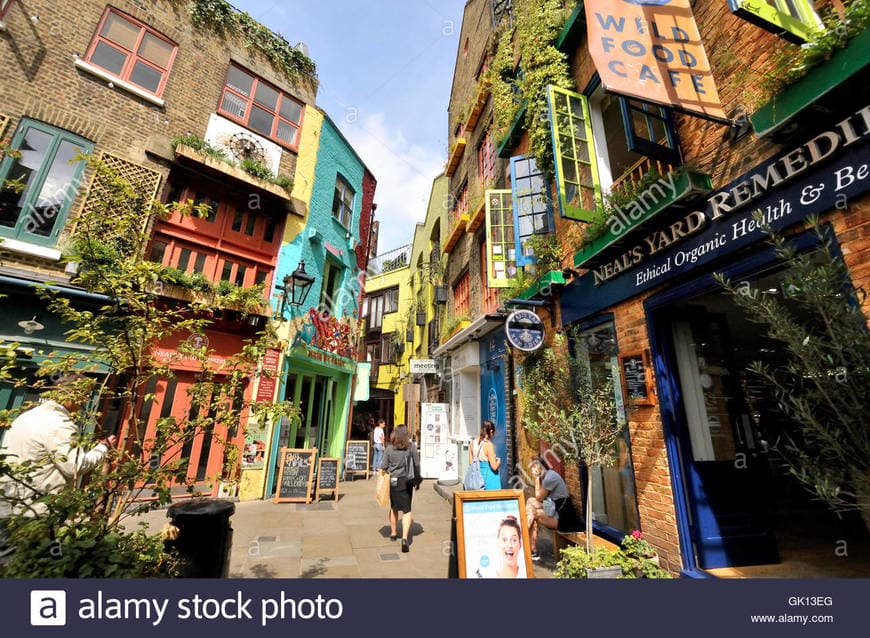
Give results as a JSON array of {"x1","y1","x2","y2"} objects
[{"x1": 166, "y1": 499, "x2": 235, "y2": 578}]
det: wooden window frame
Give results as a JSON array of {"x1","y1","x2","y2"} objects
[
  {"x1": 83, "y1": 7, "x2": 178, "y2": 98},
  {"x1": 0, "y1": 119, "x2": 93, "y2": 246},
  {"x1": 510, "y1": 155, "x2": 554, "y2": 268},
  {"x1": 480, "y1": 241, "x2": 500, "y2": 314},
  {"x1": 478, "y1": 129, "x2": 495, "y2": 187},
  {"x1": 453, "y1": 271, "x2": 471, "y2": 318},
  {"x1": 332, "y1": 174, "x2": 355, "y2": 228},
  {"x1": 217, "y1": 63, "x2": 305, "y2": 151}
]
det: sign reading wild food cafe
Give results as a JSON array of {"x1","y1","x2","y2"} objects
[{"x1": 563, "y1": 103, "x2": 870, "y2": 323}]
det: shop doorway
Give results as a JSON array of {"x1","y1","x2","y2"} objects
[{"x1": 650, "y1": 263, "x2": 869, "y2": 573}]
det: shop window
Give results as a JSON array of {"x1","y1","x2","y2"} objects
[
  {"x1": 728, "y1": 0, "x2": 822, "y2": 43},
  {"x1": 483, "y1": 189, "x2": 517, "y2": 288},
  {"x1": 193, "y1": 195, "x2": 219, "y2": 222},
  {"x1": 570, "y1": 322, "x2": 640, "y2": 535},
  {"x1": 453, "y1": 271, "x2": 470, "y2": 317},
  {"x1": 478, "y1": 129, "x2": 495, "y2": 187},
  {"x1": 84, "y1": 7, "x2": 177, "y2": 97},
  {"x1": 332, "y1": 174, "x2": 354, "y2": 227},
  {"x1": 510, "y1": 155, "x2": 554, "y2": 267},
  {"x1": 218, "y1": 63, "x2": 304, "y2": 149},
  {"x1": 0, "y1": 119, "x2": 93, "y2": 246}
]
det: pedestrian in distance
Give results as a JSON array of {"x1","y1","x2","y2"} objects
[
  {"x1": 378, "y1": 424, "x2": 421, "y2": 552},
  {"x1": 469, "y1": 420, "x2": 501, "y2": 490},
  {"x1": 525, "y1": 457, "x2": 583, "y2": 561},
  {"x1": 372, "y1": 418, "x2": 386, "y2": 476}
]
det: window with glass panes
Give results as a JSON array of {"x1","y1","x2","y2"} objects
[
  {"x1": 484, "y1": 190, "x2": 517, "y2": 288},
  {"x1": 510, "y1": 155, "x2": 554, "y2": 267},
  {"x1": 381, "y1": 334, "x2": 396, "y2": 363},
  {"x1": 0, "y1": 119, "x2": 92, "y2": 245},
  {"x1": 453, "y1": 271, "x2": 470, "y2": 317},
  {"x1": 452, "y1": 182, "x2": 468, "y2": 226},
  {"x1": 728, "y1": 0, "x2": 821, "y2": 43},
  {"x1": 84, "y1": 8, "x2": 177, "y2": 96},
  {"x1": 478, "y1": 130, "x2": 495, "y2": 186},
  {"x1": 480, "y1": 241, "x2": 501, "y2": 314},
  {"x1": 332, "y1": 175, "x2": 354, "y2": 227},
  {"x1": 218, "y1": 64, "x2": 304, "y2": 149}
]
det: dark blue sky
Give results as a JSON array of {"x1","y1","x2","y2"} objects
[{"x1": 233, "y1": 0, "x2": 467, "y2": 252}]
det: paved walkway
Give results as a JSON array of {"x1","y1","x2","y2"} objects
[{"x1": 135, "y1": 477, "x2": 557, "y2": 578}]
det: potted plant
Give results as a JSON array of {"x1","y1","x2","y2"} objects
[
  {"x1": 434, "y1": 284, "x2": 448, "y2": 304},
  {"x1": 554, "y1": 531, "x2": 671, "y2": 579}
]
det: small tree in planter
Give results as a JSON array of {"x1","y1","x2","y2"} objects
[
  {"x1": 521, "y1": 330, "x2": 625, "y2": 555},
  {"x1": 716, "y1": 216, "x2": 870, "y2": 524}
]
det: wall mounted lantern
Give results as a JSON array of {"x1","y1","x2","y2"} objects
[{"x1": 277, "y1": 261, "x2": 316, "y2": 318}]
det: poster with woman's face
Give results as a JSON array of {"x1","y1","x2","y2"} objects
[{"x1": 460, "y1": 498, "x2": 530, "y2": 578}]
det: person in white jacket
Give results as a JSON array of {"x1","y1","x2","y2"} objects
[{"x1": 0, "y1": 374, "x2": 116, "y2": 519}]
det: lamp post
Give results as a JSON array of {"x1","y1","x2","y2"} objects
[{"x1": 277, "y1": 261, "x2": 316, "y2": 318}]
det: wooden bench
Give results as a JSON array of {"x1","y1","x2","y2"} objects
[{"x1": 552, "y1": 530, "x2": 620, "y2": 560}]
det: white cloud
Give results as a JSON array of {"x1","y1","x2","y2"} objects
[{"x1": 339, "y1": 112, "x2": 445, "y2": 254}]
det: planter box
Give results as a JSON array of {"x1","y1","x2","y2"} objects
[
  {"x1": 415, "y1": 311, "x2": 427, "y2": 326},
  {"x1": 586, "y1": 566, "x2": 623, "y2": 579},
  {"x1": 434, "y1": 285, "x2": 448, "y2": 304},
  {"x1": 573, "y1": 170, "x2": 713, "y2": 269},
  {"x1": 406, "y1": 327, "x2": 415, "y2": 343}
]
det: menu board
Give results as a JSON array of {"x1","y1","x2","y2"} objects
[
  {"x1": 620, "y1": 351, "x2": 655, "y2": 406},
  {"x1": 344, "y1": 440, "x2": 370, "y2": 479},
  {"x1": 274, "y1": 447, "x2": 317, "y2": 503},
  {"x1": 316, "y1": 457, "x2": 340, "y2": 500}
]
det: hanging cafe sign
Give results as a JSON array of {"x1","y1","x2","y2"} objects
[
  {"x1": 585, "y1": 0, "x2": 726, "y2": 120},
  {"x1": 561, "y1": 104, "x2": 870, "y2": 323}
]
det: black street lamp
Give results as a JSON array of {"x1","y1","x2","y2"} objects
[{"x1": 277, "y1": 261, "x2": 316, "y2": 318}]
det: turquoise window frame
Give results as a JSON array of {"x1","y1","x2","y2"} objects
[
  {"x1": 728, "y1": 0, "x2": 822, "y2": 43},
  {"x1": 510, "y1": 155, "x2": 554, "y2": 268},
  {"x1": 0, "y1": 119, "x2": 92, "y2": 247}
]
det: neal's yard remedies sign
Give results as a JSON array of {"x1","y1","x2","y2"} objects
[
  {"x1": 562, "y1": 104, "x2": 870, "y2": 324},
  {"x1": 585, "y1": 0, "x2": 725, "y2": 119}
]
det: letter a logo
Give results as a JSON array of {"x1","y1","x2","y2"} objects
[{"x1": 30, "y1": 591, "x2": 67, "y2": 626}]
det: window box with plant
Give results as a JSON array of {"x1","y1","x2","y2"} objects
[
  {"x1": 751, "y1": 0, "x2": 870, "y2": 141},
  {"x1": 171, "y1": 135, "x2": 294, "y2": 196},
  {"x1": 572, "y1": 167, "x2": 713, "y2": 270}
]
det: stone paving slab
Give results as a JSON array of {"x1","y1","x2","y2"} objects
[{"x1": 124, "y1": 477, "x2": 554, "y2": 578}]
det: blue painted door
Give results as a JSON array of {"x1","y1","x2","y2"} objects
[
  {"x1": 480, "y1": 356, "x2": 507, "y2": 489},
  {"x1": 653, "y1": 308, "x2": 778, "y2": 569}
]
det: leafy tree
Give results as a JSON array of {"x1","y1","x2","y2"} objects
[
  {"x1": 521, "y1": 330, "x2": 624, "y2": 553},
  {"x1": 0, "y1": 155, "x2": 298, "y2": 576},
  {"x1": 716, "y1": 216, "x2": 869, "y2": 523}
]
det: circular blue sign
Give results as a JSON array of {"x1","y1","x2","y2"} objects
[{"x1": 505, "y1": 310, "x2": 545, "y2": 352}]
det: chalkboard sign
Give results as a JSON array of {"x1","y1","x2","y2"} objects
[
  {"x1": 316, "y1": 457, "x2": 340, "y2": 501},
  {"x1": 274, "y1": 447, "x2": 317, "y2": 503},
  {"x1": 620, "y1": 351, "x2": 655, "y2": 406},
  {"x1": 344, "y1": 440, "x2": 370, "y2": 479}
]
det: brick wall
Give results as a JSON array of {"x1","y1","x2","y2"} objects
[{"x1": 0, "y1": 0, "x2": 314, "y2": 279}]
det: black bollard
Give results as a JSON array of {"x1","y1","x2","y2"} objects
[{"x1": 166, "y1": 499, "x2": 235, "y2": 578}]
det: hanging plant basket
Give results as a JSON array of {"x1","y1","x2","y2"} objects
[
  {"x1": 434, "y1": 285, "x2": 448, "y2": 304},
  {"x1": 416, "y1": 311, "x2": 427, "y2": 326},
  {"x1": 394, "y1": 341, "x2": 405, "y2": 356},
  {"x1": 406, "y1": 327, "x2": 415, "y2": 343}
]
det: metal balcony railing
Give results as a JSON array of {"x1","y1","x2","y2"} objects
[{"x1": 368, "y1": 243, "x2": 412, "y2": 275}]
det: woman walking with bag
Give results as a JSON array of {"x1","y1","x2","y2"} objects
[{"x1": 379, "y1": 424, "x2": 421, "y2": 552}]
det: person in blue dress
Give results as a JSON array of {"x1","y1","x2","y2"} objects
[{"x1": 469, "y1": 421, "x2": 502, "y2": 490}]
